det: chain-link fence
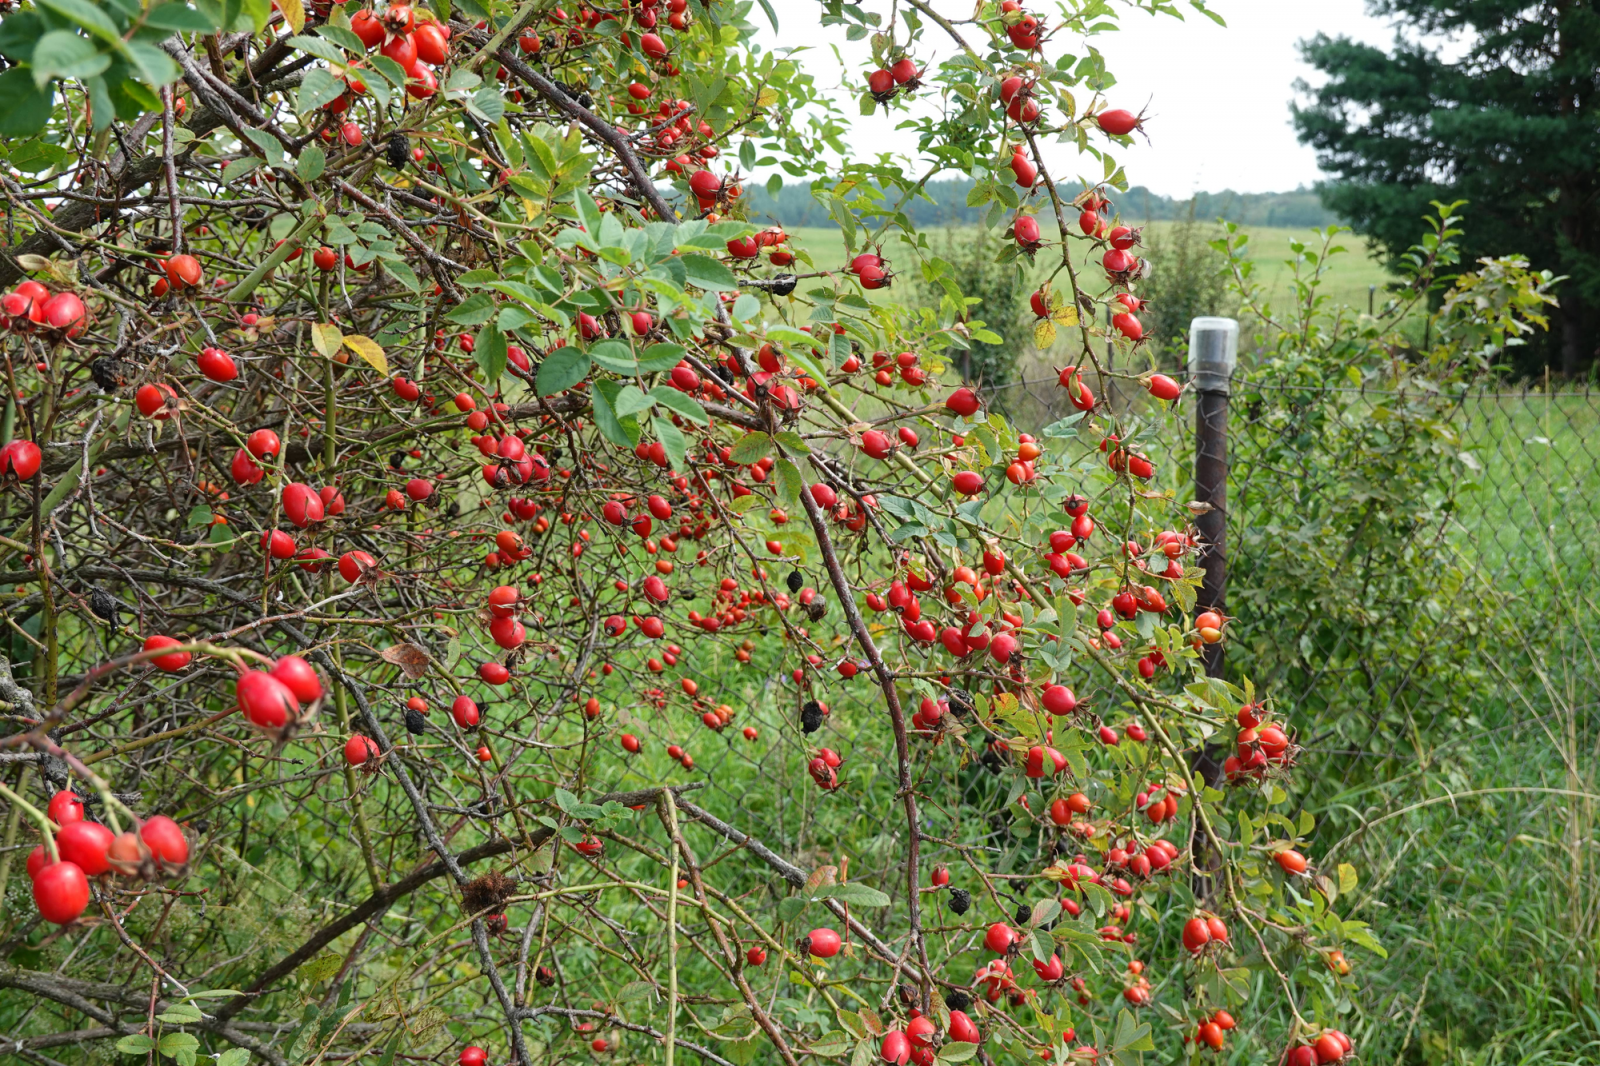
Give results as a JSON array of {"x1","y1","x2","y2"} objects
[{"x1": 981, "y1": 363, "x2": 1600, "y2": 1060}]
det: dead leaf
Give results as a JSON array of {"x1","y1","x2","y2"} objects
[
  {"x1": 380, "y1": 643, "x2": 431, "y2": 679},
  {"x1": 804, "y1": 864, "x2": 838, "y2": 891}
]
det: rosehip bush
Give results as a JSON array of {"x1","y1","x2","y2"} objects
[{"x1": 0, "y1": 0, "x2": 1379, "y2": 1063}]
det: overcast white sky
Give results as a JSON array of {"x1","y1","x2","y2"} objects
[{"x1": 754, "y1": 0, "x2": 1403, "y2": 197}]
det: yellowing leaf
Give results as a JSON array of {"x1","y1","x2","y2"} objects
[
  {"x1": 279, "y1": 0, "x2": 306, "y2": 33},
  {"x1": 343, "y1": 334, "x2": 388, "y2": 374},
  {"x1": 521, "y1": 198, "x2": 542, "y2": 221},
  {"x1": 757, "y1": 87, "x2": 779, "y2": 108},
  {"x1": 310, "y1": 321, "x2": 343, "y2": 359},
  {"x1": 1052, "y1": 305, "x2": 1080, "y2": 328},
  {"x1": 1338, "y1": 862, "x2": 1359, "y2": 895},
  {"x1": 1033, "y1": 319, "x2": 1056, "y2": 349}
]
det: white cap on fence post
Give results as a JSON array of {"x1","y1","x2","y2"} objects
[{"x1": 1187, "y1": 317, "x2": 1239, "y2": 395}]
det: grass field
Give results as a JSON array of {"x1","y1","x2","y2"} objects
[{"x1": 777, "y1": 220, "x2": 1399, "y2": 321}]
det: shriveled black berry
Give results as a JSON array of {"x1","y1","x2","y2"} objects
[
  {"x1": 404, "y1": 708, "x2": 427, "y2": 735},
  {"x1": 949, "y1": 888, "x2": 971, "y2": 915},
  {"x1": 90, "y1": 357, "x2": 128, "y2": 392},
  {"x1": 785, "y1": 570, "x2": 803, "y2": 593},
  {"x1": 946, "y1": 688, "x2": 974, "y2": 717},
  {"x1": 944, "y1": 990, "x2": 971, "y2": 1012},
  {"x1": 386, "y1": 131, "x2": 410, "y2": 169},
  {"x1": 1014, "y1": 903, "x2": 1032, "y2": 926},
  {"x1": 88, "y1": 587, "x2": 119, "y2": 626},
  {"x1": 769, "y1": 274, "x2": 798, "y2": 297},
  {"x1": 535, "y1": 964, "x2": 555, "y2": 986},
  {"x1": 801, "y1": 701, "x2": 823, "y2": 734},
  {"x1": 804, "y1": 598, "x2": 827, "y2": 622},
  {"x1": 390, "y1": 451, "x2": 408, "y2": 470}
]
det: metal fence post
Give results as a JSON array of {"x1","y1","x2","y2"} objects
[{"x1": 1188, "y1": 318, "x2": 1238, "y2": 680}]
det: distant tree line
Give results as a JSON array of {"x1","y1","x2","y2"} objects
[{"x1": 741, "y1": 178, "x2": 1342, "y2": 230}]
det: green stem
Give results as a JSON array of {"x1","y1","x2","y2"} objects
[
  {"x1": 661, "y1": 789, "x2": 680, "y2": 1066},
  {"x1": 0, "y1": 765, "x2": 31, "y2": 911},
  {"x1": 229, "y1": 214, "x2": 324, "y2": 305},
  {"x1": 0, "y1": 779, "x2": 57, "y2": 862}
]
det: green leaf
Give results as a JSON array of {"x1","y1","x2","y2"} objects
[
  {"x1": 296, "y1": 67, "x2": 346, "y2": 112},
  {"x1": 536, "y1": 347, "x2": 590, "y2": 396},
  {"x1": 286, "y1": 33, "x2": 347, "y2": 63},
  {"x1": 296, "y1": 143, "x2": 325, "y2": 183},
  {"x1": 657, "y1": 418, "x2": 687, "y2": 473},
  {"x1": 296, "y1": 952, "x2": 342, "y2": 983},
  {"x1": 158, "y1": 1033, "x2": 201, "y2": 1057},
  {"x1": 474, "y1": 322, "x2": 507, "y2": 382},
  {"x1": 936, "y1": 1043, "x2": 978, "y2": 1064},
  {"x1": 588, "y1": 340, "x2": 637, "y2": 374},
  {"x1": 0, "y1": 12, "x2": 44, "y2": 62},
  {"x1": 386, "y1": 259, "x2": 420, "y2": 292},
  {"x1": 157, "y1": 1004, "x2": 204, "y2": 1024},
  {"x1": 122, "y1": 39, "x2": 180, "y2": 85},
  {"x1": 220, "y1": 156, "x2": 261, "y2": 184},
  {"x1": 728, "y1": 431, "x2": 772, "y2": 465},
  {"x1": 592, "y1": 380, "x2": 641, "y2": 447},
  {"x1": 812, "y1": 882, "x2": 890, "y2": 907},
  {"x1": 552, "y1": 787, "x2": 604, "y2": 820},
  {"x1": 216, "y1": 1049, "x2": 250, "y2": 1066},
  {"x1": 637, "y1": 343, "x2": 686, "y2": 373},
  {"x1": 573, "y1": 188, "x2": 602, "y2": 240},
  {"x1": 786, "y1": 346, "x2": 827, "y2": 386},
  {"x1": 613, "y1": 385, "x2": 653, "y2": 419},
  {"x1": 367, "y1": 53, "x2": 407, "y2": 86},
  {"x1": 36, "y1": 0, "x2": 120, "y2": 43},
  {"x1": 467, "y1": 85, "x2": 504, "y2": 123},
  {"x1": 0, "y1": 68, "x2": 53, "y2": 136},
  {"x1": 31, "y1": 31, "x2": 108, "y2": 88},
  {"x1": 649, "y1": 386, "x2": 706, "y2": 423},
  {"x1": 773, "y1": 430, "x2": 810, "y2": 454},
  {"x1": 731, "y1": 293, "x2": 761, "y2": 321},
  {"x1": 116, "y1": 1035, "x2": 158, "y2": 1054},
  {"x1": 679, "y1": 253, "x2": 739, "y2": 291},
  {"x1": 775, "y1": 896, "x2": 807, "y2": 922},
  {"x1": 773, "y1": 458, "x2": 802, "y2": 507},
  {"x1": 315, "y1": 24, "x2": 365, "y2": 53},
  {"x1": 1111, "y1": 1008, "x2": 1153, "y2": 1053},
  {"x1": 810, "y1": 1031, "x2": 851, "y2": 1057},
  {"x1": 445, "y1": 292, "x2": 499, "y2": 325},
  {"x1": 616, "y1": 980, "x2": 654, "y2": 1002},
  {"x1": 240, "y1": 127, "x2": 284, "y2": 168}
]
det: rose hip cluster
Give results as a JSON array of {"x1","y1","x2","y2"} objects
[{"x1": 25, "y1": 790, "x2": 189, "y2": 925}]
